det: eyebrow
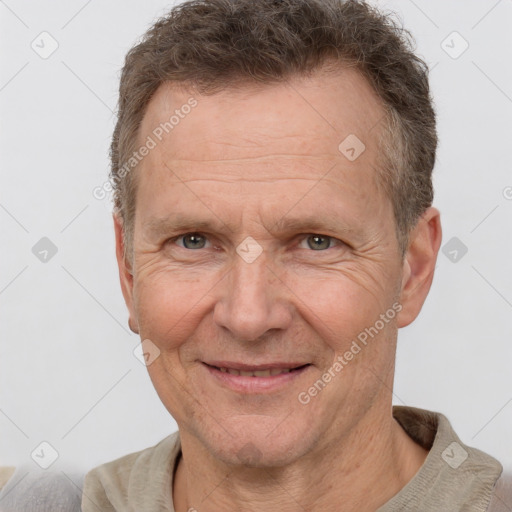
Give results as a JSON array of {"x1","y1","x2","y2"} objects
[
  {"x1": 270, "y1": 215, "x2": 360, "y2": 238},
  {"x1": 142, "y1": 212, "x2": 362, "y2": 241},
  {"x1": 142, "y1": 214, "x2": 229, "y2": 240}
]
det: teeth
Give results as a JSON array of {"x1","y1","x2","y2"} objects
[
  {"x1": 217, "y1": 367, "x2": 293, "y2": 377},
  {"x1": 253, "y1": 370, "x2": 271, "y2": 377}
]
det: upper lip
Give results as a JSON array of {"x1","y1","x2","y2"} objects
[{"x1": 203, "y1": 361, "x2": 310, "y2": 371}]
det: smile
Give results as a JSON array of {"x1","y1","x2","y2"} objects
[
  {"x1": 201, "y1": 362, "x2": 312, "y2": 392},
  {"x1": 208, "y1": 365, "x2": 308, "y2": 377}
]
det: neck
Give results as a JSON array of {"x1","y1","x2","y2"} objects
[{"x1": 173, "y1": 406, "x2": 428, "y2": 512}]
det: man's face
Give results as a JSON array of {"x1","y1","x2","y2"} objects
[{"x1": 119, "y1": 69, "x2": 411, "y2": 466}]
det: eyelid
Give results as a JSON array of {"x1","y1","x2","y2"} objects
[
  {"x1": 167, "y1": 232, "x2": 345, "y2": 251},
  {"x1": 297, "y1": 234, "x2": 344, "y2": 249},
  {"x1": 171, "y1": 232, "x2": 212, "y2": 249}
]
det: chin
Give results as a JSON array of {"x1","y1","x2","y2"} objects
[
  {"x1": 214, "y1": 441, "x2": 304, "y2": 468},
  {"x1": 197, "y1": 415, "x2": 316, "y2": 468}
]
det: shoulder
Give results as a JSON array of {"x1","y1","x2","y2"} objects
[
  {"x1": 488, "y1": 471, "x2": 512, "y2": 512},
  {"x1": 386, "y1": 406, "x2": 505, "y2": 512},
  {"x1": 0, "y1": 466, "x2": 15, "y2": 491},
  {"x1": 82, "y1": 431, "x2": 180, "y2": 512},
  {"x1": 0, "y1": 466, "x2": 83, "y2": 512}
]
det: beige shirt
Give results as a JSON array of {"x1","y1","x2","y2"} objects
[{"x1": 81, "y1": 406, "x2": 505, "y2": 511}]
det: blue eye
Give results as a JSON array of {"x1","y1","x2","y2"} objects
[{"x1": 177, "y1": 233, "x2": 209, "y2": 249}]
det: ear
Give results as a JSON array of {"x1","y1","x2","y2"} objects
[
  {"x1": 113, "y1": 214, "x2": 139, "y2": 334},
  {"x1": 397, "y1": 207, "x2": 442, "y2": 328}
]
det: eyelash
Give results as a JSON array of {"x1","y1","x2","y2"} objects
[
  {"x1": 298, "y1": 235, "x2": 342, "y2": 250},
  {"x1": 170, "y1": 233, "x2": 343, "y2": 251},
  {"x1": 172, "y1": 233, "x2": 213, "y2": 249}
]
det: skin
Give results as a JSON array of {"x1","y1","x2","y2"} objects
[{"x1": 115, "y1": 68, "x2": 442, "y2": 511}]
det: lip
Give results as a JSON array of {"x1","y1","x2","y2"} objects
[
  {"x1": 203, "y1": 361, "x2": 308, "y2": 371},
  {"x1": 202, "y1": 362, "x2": 312, "y2": 393}
]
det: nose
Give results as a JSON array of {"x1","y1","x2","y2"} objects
[{"x1": 213, "y1": 251, "x2": 293, "y2": 342}]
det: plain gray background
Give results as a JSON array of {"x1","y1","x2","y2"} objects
[{"x1": 1, "y1": 0, "x2": 511, "y2": 474}]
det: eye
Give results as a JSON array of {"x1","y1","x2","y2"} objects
[
  {"x1": 300, "y1": 234, "x2": 340, "y2": 251},
  {"x1": 175, "y1": 232, "x2": 210, "y2": 250}
]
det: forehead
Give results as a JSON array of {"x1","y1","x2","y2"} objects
[
  {"x1": 139, "y1": 67, "x2": 385, "y2": 164},
  {"x1": 133, "y1": 68, "x2": 392, "y2": 234}
]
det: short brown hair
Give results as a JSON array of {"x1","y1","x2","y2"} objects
[{"x1": 111, "y1": 0, "x2": 436, "y2": 258}]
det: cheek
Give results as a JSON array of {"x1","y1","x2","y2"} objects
[
  {"x1": 133, "y1": 268, "x2": 216, "y2": 350},
  {"x1": 284, "y1": 266, "x2": 396, "y2": 350}
]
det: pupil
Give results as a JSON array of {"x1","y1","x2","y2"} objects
[
  {"x1": 309, "y1": 235, "x2": 329, "y2": 250},
  {"x1": 184, "y1": 234, "x2": 205, "y2": 249}
]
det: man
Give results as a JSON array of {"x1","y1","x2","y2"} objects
[{"x1": 81, "y1": 0, "x2": 511, "y2": 510}]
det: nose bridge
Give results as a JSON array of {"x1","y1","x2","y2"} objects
[
  {"x1": 232, "y1": 253, "x2": 269, "y2": 306},
  {"x1": 213, "y1": 250, "x2": 290, "y2": 341}
]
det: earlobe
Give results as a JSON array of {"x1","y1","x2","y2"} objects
[
  {"x1": 113, "y1": 214, "x2": 138, "y2": 334},
  {"x1": 397, "y1": 207, "x2": 442, "y2": 328},
  {"x1": 128, "y1": 317, "x2": 139, "y2": 334}
]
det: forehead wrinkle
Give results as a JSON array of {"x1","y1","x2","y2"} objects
[
  {"x1": 159, "y1": 176, "x2": 333, "y2": 185},
  {"x1": 156, "y1": 153, "x2": 340, "y2": 164},
  {"x1": 188, "y1": 130, "x2": 333, "y2": 147},
  {"x1": 148, "y1": 161, "x2": 353, "y2": 185},
  {"x1": 150, "y1": 157, "x2": 363, "y2": 185},
  {"x1": 161, "y1": 166, "x2": 372, "y2": 190}
]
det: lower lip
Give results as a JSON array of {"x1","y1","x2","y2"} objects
[{"x1": 202, "y1": 363, "x2": 311, "y2": 393}]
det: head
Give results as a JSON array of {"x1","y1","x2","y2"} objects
[{"x1": 113, "y1": 0, "x2": 442, "y2": 466}]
